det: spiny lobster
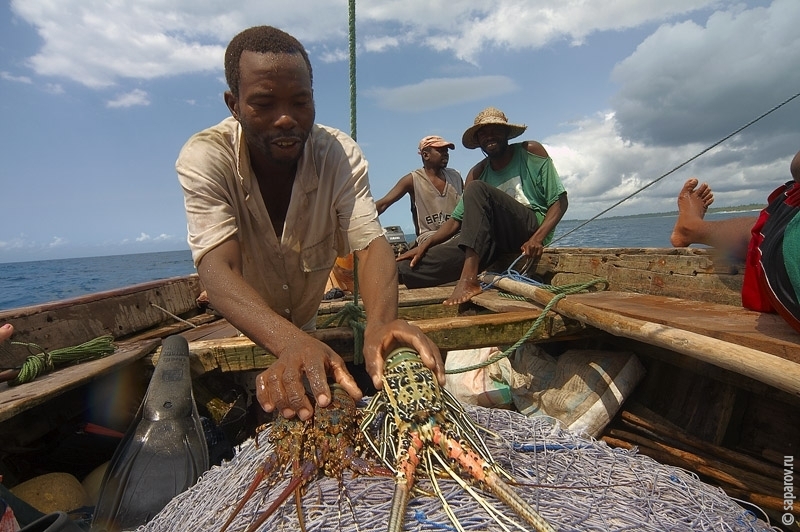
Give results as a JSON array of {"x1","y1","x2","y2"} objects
[
  {"x1": 361, "y1": 347, "x2": 556, "y2": 532},
  {"x1": 219, "y1": 384, "x2": 389, "y2": 532}
]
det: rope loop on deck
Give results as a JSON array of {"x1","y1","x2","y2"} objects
[
  {"x1": 6, "y1": 335, "x2": 116, "y2": 385},
  {"x1": 447, "y1": 255, "x2": 608, "y2": 375}
]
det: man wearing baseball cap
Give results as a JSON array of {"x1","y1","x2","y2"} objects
[
  {"x1": 376, "y1": 135, "x2": 466, "y2": 286},
  {"x1": 402, "y1": 107, "x2": 569, "y2": 304}
]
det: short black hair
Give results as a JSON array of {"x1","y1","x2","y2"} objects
[{"x1": 224, "y1": 26, "x2": 313, "y2": 96}]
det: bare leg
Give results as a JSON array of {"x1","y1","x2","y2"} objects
[
  {"x1": 670, "y1": 178, "x2": 756, "y2": 260},
  {"x1": 670, "y1": 178, "x2": 714, "y2": 246},
  {"x1": 443, "y1": 249, "x2": 483, "y2": 305}
]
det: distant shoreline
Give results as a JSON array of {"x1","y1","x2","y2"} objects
[{"x1": 564, "y1": 204, "x2": 765, "y2": 222}]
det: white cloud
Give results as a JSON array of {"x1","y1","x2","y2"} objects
[
  {"x1": 131, "y1": 233, "x2": 177, "y2": 243},
  {"x1": 361, "y1": 0, "x2": 721, "y2": 62},
  {"x1": 367, "y1": 75, "x2": 519, "y2": 112},
  {"x1": 0, "y1": 237, "x2": 27, "y2": 251},
  {"x1": 1, "y1": 71, "x2": 32, "y2": 83},
  {"x1": 5, "y1": 0, "x2": 798, "y2": 241},
  {"x1": 106, "y1": 89, "x2": 150, "y2": 108},
  {"x1": 44, "y1": 83, "x2": 63, "y2": 94},
  {"x1": 47, "y1": 237, "x2": 67, "y2": 248},
  {"x1": 611, "y1": 0, "x2": 800, "y2": 147},
  {"x1": 544, "y1": 110, "x2": 791, "y2": 220},
  {"x1": 318, "y1": 48, "x2": 349, "y2": 64},
  {"x1": 362, "y1": 35, "x2": 399, "y2": 53},
  {"x1": 9, "y1": 0, "x2": 728, "y2": 86}
]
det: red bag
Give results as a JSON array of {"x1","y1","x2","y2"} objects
[{"x1": 742, "y1": 181, "x2": 800, "y2": 332}]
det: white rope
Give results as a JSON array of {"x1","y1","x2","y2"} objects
[{"x1": 138, "y1": 405, "x2": 775, "y2": 532}]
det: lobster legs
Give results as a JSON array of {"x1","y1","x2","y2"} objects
[
  {"x1": 220, "y1": 385, "x2": 389, "y2": 532},
  {"x1": 365, "y1": 348, "x2": 557, "y2": 532}
]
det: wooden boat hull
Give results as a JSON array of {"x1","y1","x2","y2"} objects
[{"x1": 1, "y1": 248, "x2": 797, "y2": 526}]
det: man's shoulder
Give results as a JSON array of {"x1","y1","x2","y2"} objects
[
  {"x1": 310, "y1": 123, "x2": 355, "y2": 147},
  {"x1": 188, "y1": 117, "x2": 237, "y2": 141},
  {"x1": 518, "y1": 140, "x2": 549, "y2": 158},
  {"x1": 178, "y1": 117, "x2": 239, "y2": 164},
  {"x1": 468, "y1": 158, "x2": 488, "y2": 178},
  {"x1": 307, "y1": 124, "x2": 364, "y2": 161}
]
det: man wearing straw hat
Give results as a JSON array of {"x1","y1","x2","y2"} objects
[{"x1": 401, "y1": 107, "x2": 568, "y2": 305}]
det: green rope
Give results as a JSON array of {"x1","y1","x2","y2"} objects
[
  {"x1": 444, "y1": 279, "x2": 608, "y2": 375},
  {"x1": 348, "y1": 0, "x2": 357, "y2": 141},
  {"x1": 318, "y1": 0, "x2": 365, "y2": 363},
  {"x1": 8, "y1": 335, "x2": 116, "y2": 385},
  {"x1": 320, "y1": 254, "x2": 366, "y2": 364}
]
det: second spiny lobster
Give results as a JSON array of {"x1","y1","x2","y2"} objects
[
  {"x1": 219, "y1": 384, "x2": 389, "y2": 532},
  {"x1": 361, "y1": 347, "x2": 556, "y2": 532}
]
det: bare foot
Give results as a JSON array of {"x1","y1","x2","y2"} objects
[
  {"x1": 670, "y1": 178, "x2": 714, "y2": 247},
  {"x1": 443, "y1": 277, "x2": 482, "y2": 305},
  {"x1": 0, "y1": 323, "x2": 13, "y2": 342}
]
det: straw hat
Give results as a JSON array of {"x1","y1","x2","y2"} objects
[{"x1": 462, "y1": 107, "x2": 527, "y2": 149}]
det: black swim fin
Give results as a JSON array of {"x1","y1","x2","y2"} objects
[{"x1": 91, "y1": 335, "x2": 209, "y2": 531}]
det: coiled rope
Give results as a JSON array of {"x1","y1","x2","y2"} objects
[
  {"x1": 3, "y1": 335, "x2": 116, "y2": 385},
  {"x1": 445, "y1": 255, "x2": 608, "y2": 375}
]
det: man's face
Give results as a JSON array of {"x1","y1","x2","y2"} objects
[
  {"x1": 227, "y1": 51, "x2": 315, "y2": 169},
  {"x1": 423, "y1": 146, "x2": 450, "y2": 168},
  {"x1": 475, "y1": 124, "x2": 510, "y2": 157}
]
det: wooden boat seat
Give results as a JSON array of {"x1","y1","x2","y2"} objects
[
  {"x1": 566, "y1": 291, "x2": 799, "y2": 363},
  {"x1": 0, "y1": 338, "x2": 159, "y2": 423}
]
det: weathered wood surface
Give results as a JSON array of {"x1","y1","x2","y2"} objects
[
  {"x1": 485, "y1": 275, "x2": 800, "y2": 398},
  {"x1": 317, "y1": 285, "x2": 459, "y2": 323},
  {"x1": 0, "y1": 275, "x2": 202, "y2": 365},
  {"x1": 566, "y1": 291, "x2": 799, "y2": 361},
  {"x1": 519, "y1": 247, "x2": 745, "y2": 306},
  {"x1": 0, "y1": 338, "x2": 159, "y2": 423},
  {"x1": 173, "y1": 311, "x2": 588, "y2": 375}
]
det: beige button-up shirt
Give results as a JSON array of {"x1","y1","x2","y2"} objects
[{"x1": 176, "y1": 117, "x2": 383, "y2": 331}]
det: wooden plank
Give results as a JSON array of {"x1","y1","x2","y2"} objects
[
  {"x1": 565, "y1": 292, "x2": 800, "y2": 362},
  {"x1": 471, "y1": 291, "x2": 541, "y2": 312},
  {"x1": 485, "y1": 275, "x2": 800, "y2": 398},
  {"x1": 607, "y1": 336, "x2": 800, "y2": 408},
  {"x1": 176, "y1": 311, "x2": 588, "y2": 375},
  {"x1": 509, "y1": 248, "x2": 745, "y2": 305},
  {"x1": 316, "y1": 286, "x2": 454, "y2": 316},
  {"x1": 316, "y1": 286, "x2": 459, "y2": 326},
  {"x1": 0, "y1": 275, "x2": 202, "y2": 362},
  {"x1": 0, "y1": 338, "x2": 159, "y2": 423}
]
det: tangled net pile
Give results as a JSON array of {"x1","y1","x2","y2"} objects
[{"x1": 139, "y1": 405, "x2": 774, "y2": 532}]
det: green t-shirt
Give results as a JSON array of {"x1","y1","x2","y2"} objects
[{"x1": 451, "y1": 143, "x2": 566, "y2": 243}]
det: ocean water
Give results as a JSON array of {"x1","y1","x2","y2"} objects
[
  {"x1": 0, "y1": 212, "x2": 751, "y2": 311},
  {"x1": 0, "y1": 250, "x2": 196, "y2": 311}
]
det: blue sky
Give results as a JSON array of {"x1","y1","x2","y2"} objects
[{"x1": 1, "y1": 0, "x2": 799, "y2": 263}]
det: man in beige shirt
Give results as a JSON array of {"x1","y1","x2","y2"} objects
[{"x1": 176, "y1": 26, "x2": 443, "y2": 421}]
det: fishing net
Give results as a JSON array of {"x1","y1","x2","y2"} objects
[{"x1": 138, "y1": 405, "x2": 775, "y2": 532}]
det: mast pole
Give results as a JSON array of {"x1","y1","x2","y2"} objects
[{"x1": 348, "y1": 0, "x2": 357, "y2": 140}]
